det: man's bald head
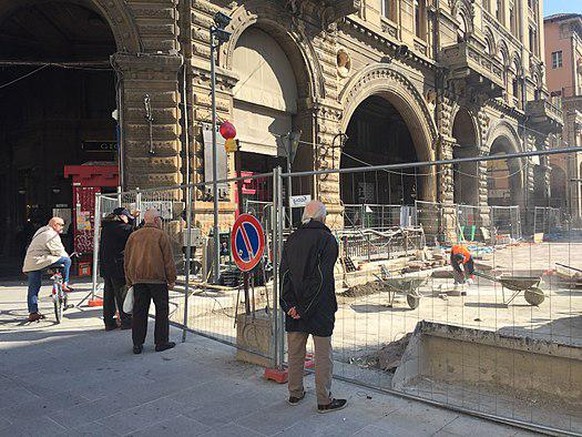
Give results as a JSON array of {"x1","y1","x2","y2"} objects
[
  {"x1": 48, "y1": 217, "x2": 65, "y2": 233},
  {"x1": 302, "y1": 200, "x2": 327, "y2": 224},
  {"x1": 143, "y1": 208, "x2": 161, "y2": 226}
]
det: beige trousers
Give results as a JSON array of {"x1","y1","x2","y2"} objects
[{"x1": 287, "y1": 332, "x2": 333, "y2": 405}]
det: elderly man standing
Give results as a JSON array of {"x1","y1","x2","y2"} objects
[
  {"x1": 124, "y1": 208, "x2": 176, "y2": 354},
  {"x1": 23, "y1": 217, "x2": 72, "y2": 322},
  {"x1": 279, "y1": 200, "x2": 347, "y2": 413}
]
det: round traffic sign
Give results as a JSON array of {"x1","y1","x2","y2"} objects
[{"x1": 230, "y1": 214, "x2": 265, "y2": 272}]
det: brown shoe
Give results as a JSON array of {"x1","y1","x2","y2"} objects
[{"x1": 28, "y1": 312, "x2": 46, "y2": 322}]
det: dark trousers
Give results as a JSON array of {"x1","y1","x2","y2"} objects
[
  {"x1": 103, "y1": 276, "x2": 131, "y2": 328},
  {"x1": 132, "y1": 283, "x2": 169, "y2": 347}
]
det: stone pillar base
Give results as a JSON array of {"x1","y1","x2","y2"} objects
[{"x1": 235, "y1": 311, "x2": 274, "y2": 368}]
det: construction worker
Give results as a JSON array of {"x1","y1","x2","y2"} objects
[{"x1": 450, "y1": 244, "x2": 475, "y2": 287}]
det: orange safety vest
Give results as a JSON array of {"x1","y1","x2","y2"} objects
[{"x1": 451, "y1": 244, "x2": 471, "y2": 264}]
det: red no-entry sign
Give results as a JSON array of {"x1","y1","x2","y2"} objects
[{"x1": 231, "y1": 214, "x2": 265, "y2": 272}]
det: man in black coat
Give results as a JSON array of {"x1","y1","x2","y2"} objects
[
  {"x1": 99, "y1": 207, "x2": 136, "y2": 330},
  {"x1": 279, "y1": 200, "x2": 347, "y2": 413}
]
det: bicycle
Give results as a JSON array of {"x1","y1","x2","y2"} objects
[{"x1": 45, "y1": 252, "x2": 77, "y2": 323}]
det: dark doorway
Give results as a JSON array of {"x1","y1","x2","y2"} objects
[
  {"x1": 340, "y1": 96, "x2": 419, "y2": 206},
  {"x1": 0, "y1": 1, "x2": 117, "y2": 275}
]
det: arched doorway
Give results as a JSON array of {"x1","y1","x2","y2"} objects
[
  {"x1": 232, "y1": 27, "x2": 298, "y2": 176},
  {"x1": 451, "y1": 109, "x2": 479, "y2": 205},
  {"x1": 550, "y1": 165, "x2": 567, "y2": 209},
  {"x1": 487, "y1": 136, "x2": 523, "y2": 207},
  {"x1": 340, "y1": 95, "x2": 434, "y2": 206},
  {"x1": 0, "y1": 1, "x2": 117, "y2": 273}
]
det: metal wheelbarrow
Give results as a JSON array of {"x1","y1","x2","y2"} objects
[
  {"x1": 474, "y1": 271, "x2": 545, "y2": 306},
  {"x1": 374, "y1": 266, "x2": 428, "y2": 309}
]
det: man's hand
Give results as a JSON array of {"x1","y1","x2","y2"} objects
[
  {"x1": 287, "y1": 307, "x2": 301, "y2": 320},
  {"x1": 168, "y1": 282, "x2": 175, "y2": 290}
]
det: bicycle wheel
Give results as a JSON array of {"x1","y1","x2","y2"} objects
[{"x1": 54, "y1": 287, "x2": 63, "y2": 323}]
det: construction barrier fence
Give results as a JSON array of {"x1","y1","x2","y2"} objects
[{"x1": 90, "y1": 148, "x2": 581, "y2": 435}]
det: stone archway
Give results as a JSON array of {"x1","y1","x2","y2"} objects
[
  {"x1": 0, "y1": 0, "x2": 141, "y2": 53},
  {"x1": 485, "y1": 121, "x2": 525, "y2": 208},
  {"x1": 451, "y1": 108, "x2": 480, "y2": 205},
  {"x1": 338, "y1": 64, "x2": 437, "y2": 203}
]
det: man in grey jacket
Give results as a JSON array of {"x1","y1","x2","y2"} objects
[{"x1": 22, "y1": 217, "x2": 72, "y2": 321}]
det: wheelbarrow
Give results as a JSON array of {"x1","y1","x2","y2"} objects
[
  {"x1": 374, "y1": 266, "x2": 428, "y2": 309},
  {"x1": 474, "y1": 271, "x2": 545, "y2": 306}
]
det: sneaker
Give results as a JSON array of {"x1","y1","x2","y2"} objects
[
  {"x1": 62, "y1": 284, "x2": 74, "y2": 292},
  {"x1": 317, "y1": 398, "x2": 347, "y2": 414},
  {"x1": 133, "y1": 345, "x2": 143, "y2": 354},
  {"x1": 287, "y1": 392, "x2": 306, "y2": 406},
  {"x1": 155, "y1": 342, "x2": 176, "y2": 352},
  {"x1": 28, "y1": 312, "x2": 46, "y2": 322}
]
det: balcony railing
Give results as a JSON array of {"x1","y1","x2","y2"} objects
[
  {"x1": 440, "y1": 40, "x2": 504, "y2": 97},
  {"x1": 526, "y1": 99, "x2": 564, "y2": 133}
]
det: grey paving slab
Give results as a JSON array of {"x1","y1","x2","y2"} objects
[
  {"x1": 433, "y1": 415, "x2": 519, "y2": 437},
  {"x1": 97, "y1": 397, "x2": 191, "y2": 436},
  {"x1": 57, "y1": 421, "x2": 122, "y2": 437},
  {"x1": 0, "y1": 415, "x2": 67, "y2": 436},
  {"x1": 199, "y1": 422, "x2": 266, "y2": 437},
  {"x1": 128, "y1": 414, "x2": 212, "y2": 437},
  {"x1": 49, "y1": 393, "x2": 143, "y2": 429}
]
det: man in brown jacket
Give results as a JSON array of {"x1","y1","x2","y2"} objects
[{"x1": 124, "y1": 208, "x2": 177, "y2": 354}]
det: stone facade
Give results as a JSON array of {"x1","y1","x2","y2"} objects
[{"x1": 3, "y1": 0, "x2": 561, "y2": 234}]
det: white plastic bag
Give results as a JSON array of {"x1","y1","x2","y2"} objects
[{"x1": 123, "y1": 286, "x2": 134, "y2": 314}]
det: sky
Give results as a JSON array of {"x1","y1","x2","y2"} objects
[{"x1": 543, "y1": 0, "x2": 582, "y2": 17}]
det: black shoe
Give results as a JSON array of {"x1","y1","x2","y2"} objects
[
  {"x1": 317, "y1": 398, "x2": 347, "y2": 414},
  {"x1": 155, "y1": 342, "x2": 176, "y2": 352},
  {"x1": 287, "y1": 392, "x2": 306, "y2": 406},
  {"x1": 105, "y1": 324, "x2": 118, "y2": 331},
  {"x1": 120, "y1": 324, "x2": 132, "y2": 330},
  {"x1": 133, "y1": 345, "x2": 143, "y2": 354}
]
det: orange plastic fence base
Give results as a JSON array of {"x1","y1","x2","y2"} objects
[
  {"x1": 264, "y1": 367, "x2": 288, "y2": 384},
  {"x1": 88, "y1": 298, "x2": 103, "y2": 307},
  {"x1": 264, "y1": 354, "x2": 315, "y2": 384}
]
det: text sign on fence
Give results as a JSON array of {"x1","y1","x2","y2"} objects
[
  {"x1": 231, "y1": 214, "x2": 265, "y2": 272},
  {"x1": 290, "y1": 194, "x2": 311, "y2": 208}
]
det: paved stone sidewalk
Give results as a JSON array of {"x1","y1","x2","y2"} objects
[{"x1": 0, "y1": 282, "x2": 539, "y2": 436}]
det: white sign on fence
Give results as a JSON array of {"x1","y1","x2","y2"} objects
[
  {"x1": 131, "y1": 201, "x2": 174, "y2": 219},
  {"x1": 290, "y1": 194, "x2": 311, "y2": 208}
]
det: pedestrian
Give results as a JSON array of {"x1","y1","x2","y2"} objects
[
  {"x1": 450, "y1": 244, "x2": 475, "y2": 293},
  {"x1": 99, "y1": 207, "x2": 138, "y2": 331},
  {"x1": 22, "y1": 217, "x2": 73, "y2": 322},
  {"x1": 124, "y1": 208, "x2": 176, "y2": 354},
  {"x1": 279, "y1": 200, "x2": 347, "y2": 413}
]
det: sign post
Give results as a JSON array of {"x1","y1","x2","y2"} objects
[{"x1": 231, "y1": 214, "x2": 266, "y2": 315}]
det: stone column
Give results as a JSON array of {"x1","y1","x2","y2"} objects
[
  {"x1": 437, "y1": 138, "x2": 457, "y2": 243},
  {"x1": 112, "y1": 53, "x2": 183, "y2": 191},
  {"x1": 313, "y1": 101, "x2": 344, "y2": 230}
]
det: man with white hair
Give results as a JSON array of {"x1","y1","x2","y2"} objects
[
  {"x1": 124, "y1": 208, "x2": 176, "y2": 354},
  {"x1": 279, "y1": 200, "x2": 347, "y2": 413},
  {"x1": 23, "y1": 217, "x2": 73, "y2": 322}
]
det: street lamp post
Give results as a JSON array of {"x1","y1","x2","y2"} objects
[
  {"x1": 284, "y1": 131, "x2": 301, "y2": 228},
  {"x1": 210, "y1": 12, "x2": 231, "y2": 283}
]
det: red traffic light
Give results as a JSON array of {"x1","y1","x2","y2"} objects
[{"x1": 219, "y1": 121, "x2": 236, "y2": 140}]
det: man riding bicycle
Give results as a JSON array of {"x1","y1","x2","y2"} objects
[{"x1": 23, "y1": 217, "x2": 73, "y2": 321}]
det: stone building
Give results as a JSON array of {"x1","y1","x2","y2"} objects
[
  {"x1": 544, "y1": 13, "x2": 582, "y2": 220},
  {"x1": 0, "y1": 0, "x2": 564, "y2": 263}
]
